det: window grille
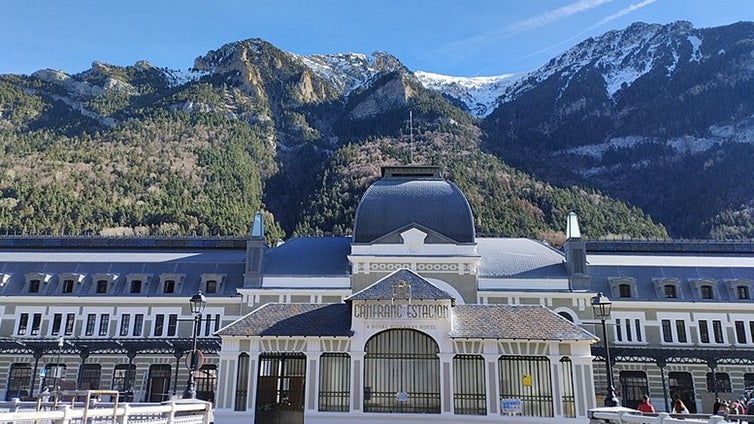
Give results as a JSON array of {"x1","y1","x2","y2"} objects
[
  {"x1": 364, "y1": 329, "x2": 440, "y2": 414},
  {"x1": 498, "y1": 355, "x2": 553, "y2": 417},
  {"x1": 561, "y1": 357, "x2": 576, "y2": 418},
  {"x1": 6, "y1": 363, "x2": 32, "y2": 401},
  {"x1": 78, "y1": 364, "x2": 102, "y2": 390},
  {"x1": 318, "y1": 353, "x2": 350, "y2": 412},
  {"x1": 706, "y1": 372, "x2": 731, "y2": 393},
  {"x1": 234, "y1": 353, "x2": 249, "y2": 411},
  {"x1": 453, "y1": 354, "x2": 486, "y2": 415}
]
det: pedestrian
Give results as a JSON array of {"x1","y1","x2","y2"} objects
[
  {"x1": 41, "y1": 387, "x2": 50, "y2": 403},
  {"x1": 637, "y1": 394, "x2": 655, "y2": 413},
  {"x1": 673, "y1": 398, "x2": 690, "y2": 414}
]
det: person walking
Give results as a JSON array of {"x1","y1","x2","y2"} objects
[
  {"x1": 673, "y1": 398, "x2": 690, "y2": 414},
  {"x1": 637, "y1": 395, "x2": 656, "y2": 413}
]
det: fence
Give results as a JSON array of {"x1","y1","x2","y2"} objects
[
  {"x1": 0, "y1": 391, "x2": 211, "y2": 424},
  {"x1": 588, "y1": 407, "x2": 732, "y2": 424}
]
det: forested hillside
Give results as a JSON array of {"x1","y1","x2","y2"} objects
[{"x1": 0, "y1": 38, "x2": 671, "y2": 244}]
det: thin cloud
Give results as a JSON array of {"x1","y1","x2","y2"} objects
[
  {"x1": 503, "y1": 0, "x2": 659, "y2": 68},
  {"x1": 509, "y1": 0, "x2": 614, "y2": 34},
  {"x1": 586, "y1": 0, "x2": 657, "y2": 31}
]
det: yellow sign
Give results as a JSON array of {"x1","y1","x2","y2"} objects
[{"x1": 522, "y1": 374, "x2": 532, "y2": 387}]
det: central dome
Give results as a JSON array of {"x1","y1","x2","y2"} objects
[{"x1": 352, "y1": 166, "x2": 475, "y2": 244}]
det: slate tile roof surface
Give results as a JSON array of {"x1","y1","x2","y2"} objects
[
  {"x1": 450, "y1": 304, "x2": 596, "y2": 341},
  {"x1": 217, "y1": 303, "x2": 353, "y2": 337},
  {"x1": 346, "y1": 268, "x2": 454, "y2": 301},
  {"x1": 262, "y1": 237, "x2": 351, "y2": 276},
  {"x1": 352, "y1": 179, "x2": 475, "y2": 244},
  {"x1": 477, "y1": 238, "x2": 568, "y2": 279}
]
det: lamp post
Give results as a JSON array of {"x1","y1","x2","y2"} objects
[
  {"x1": 592, "y1": 292, "x2": 620, "y2": 407},
  {"x1": 52, "y1": 336, "x2": 64, "y2": 401},
  {"x1": 183, "y1": 291, "x2": 207, "y2": 399}
]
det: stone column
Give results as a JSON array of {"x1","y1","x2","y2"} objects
[{"x1": 350, "y1": 351, "x2": 365, "y2": 412}]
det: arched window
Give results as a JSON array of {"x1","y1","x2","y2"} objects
[
  {"x1": 78, "y1": 364, "x2": 101, "y2": 390},
  {"x1": 364, "y1": 329, "x2": 440, "y2": 414},
  {"x1": 6, "y1": 363, "x2": 32, "y2": 401},
  {"x1": 619, "y1": 370, "x2": 648, "y2": 410},
  {"x1": 234, "y1": 353, "x2": 249, "y2": 411}
]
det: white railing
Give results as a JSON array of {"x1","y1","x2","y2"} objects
[
  {"x1": 589, "y1": 407, "x2": 730, "y2": 424},
  {"x1": 0, "y1": 396, "x2": 211, "y2": 424}
]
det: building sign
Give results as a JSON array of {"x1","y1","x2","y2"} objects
[
  {"x1": 353, "y1": 303, "x2": 449, "y2": 319},
  {"x1": 501, "y1": 398, "x2": 522, "y2": 414}
]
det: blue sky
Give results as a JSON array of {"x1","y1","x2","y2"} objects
[{"x1": 2, "y1": 0, "x2": 752, "y2": 77}]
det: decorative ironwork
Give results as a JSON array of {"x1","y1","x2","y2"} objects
[
  {"x1": 391, "y1": 279, "x2": 412, "y2": 302},
  {"x1": 318, "y1": 353, "x2": 350, "y2": 412},
  {"x1": 498, "y1": 355, "x2": 553, "y2": 417},
  {"x1": 364, "y1": 329, "x2": 440, "y2": 414},
  {"x1": 453, "y1": 354, "x2": 486, "y2": 415}
]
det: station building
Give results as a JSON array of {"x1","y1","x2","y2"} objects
[{"x1": 2, "y1": 165, "x2": 753, "y2": 422}]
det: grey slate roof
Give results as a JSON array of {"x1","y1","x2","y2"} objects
[
  {"x1": 346, "y1": 268, "x2": 454, "y2": 301},
  {"x1": 450, "y1": 304, "x2": 596, "y2": 341},
  {"x1": 217, "y1": 303, "x2": 353, "y2": 337},
  {"x1": 262, "y1": 237, "x2": 351, "y2": 276},
  {"x1": 0, "y1": 237, "x2": 246, "y2": 297},
  {"x1": 477, "y1": 238, "x2": 568, "y2": 279},
  {"x1": 352, "y1": 178, "x2": 475, "y2": 244}
]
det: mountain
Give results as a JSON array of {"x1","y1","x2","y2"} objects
[
  {"x1": 0, "y1": 37, "x2": 667, "y2": 243},
  {"x1": 482, "y1": 21, "x2": 754, "y2": 238}
]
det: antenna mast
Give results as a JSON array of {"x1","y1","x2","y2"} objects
[{"x1": 409, "y1": 110, "x2": 414, "y2": 164}]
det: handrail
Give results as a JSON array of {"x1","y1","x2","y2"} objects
[{"x1": 0, "y1": 397, "x2": 211, "y2": 424}]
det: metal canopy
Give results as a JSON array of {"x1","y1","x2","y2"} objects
[
  {"x1": 592, "y1": 345, "x2": 754, "y2": 366},
  {"x1": 0, "y1": 337, "x2": 220, "y2": 356}
]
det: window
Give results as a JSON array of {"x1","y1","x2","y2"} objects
[
  {"x1": 112, "y1": 364, "x2": 136, "y2": 393},
  {"x1": 619, "y1": 371, "x2": 649, "y2": 411},
  {"x1": 51, "y1": 314, "x2": 62, "y2": 336},
  {"x1": 196, "y1": 365, "x2": 218, "y2": 404},
  {"x1": 619, "y1": 284, "x2": 632, "y2": 298},
  {"x1": 167, "y1": 314, "x2": 178, "y2": 337},
  {"x1": 18, "y1": 313, "x2": 29, "y2": 335},
  {"x1": 699, "y1": 320, "x2": 710, "y2": 343},
  {"x1": 453, "y1": 355, "x2": 486, "y2": 415},
  {"x1": 64, "y1": 314, "x2": 75, "y2": 336},
  {"x1": 676, "y1": 320, "x2": 687, "y2": 343},
  {"x1": 154, "y1": 314, "x2": 164, "y2": 337},
  {"x1": 204, "y1": 314, "x2": 212, "y2": 336},
  {"x1": 42, "y1": 364, "x2": 66, "y2": 391},
  {"x1": 214, "y1": 314, "x2": 221, "y2": 333},
  {"x1": 614, "y1": 318, "x2": 643, "y2": 343},
  {"x1": 736, "y1": 321, "x2": 746, "y2": 344},
  {"x1": 98, "y1": 314, "x2": 109, "y2": 336},
  {"x1": 85, "y1": 314, "x2": 96, "y2": 336},
  {"x1": 29, "y1": 279, "x2": 40, "y2": 293},
  {"x1": 133, "y1": 314, "x2": 144, "y2": 336},
  {"x1": 31, "y1": 313, "x2": 42, "y2": 335},
  {"x1": 62, "y1": 280, "x2": 74, "y2": 293},
  {"x1": 319, "y1": 353, "x2": 351, "y2": 412},
  {"x1": 205, "y1": 280, "x2": 217, "y2": 294},
  {"x1": 706, "y1": 372, "x2": 731, "y2": 393},
  {"x1": 712, "y1": 320, "x2": 724, "y2": 343},
  {"x1": 745, "y1": 373, "x2": 754, "y2": 390},
  {"x1": 737, "y1": 286, "x2": 750, "y2": 300},
  {"x1": 700, "y1": 285, "x2": 714, "y2": 299},
  {"x1": 96, "y1": 280, "x2": 108, "y2": 294},
  {"x1": 163, "y1": 280, "x2": 175, "y2": 294},
  {"x1": 6, "y1": 363, "x2": 32, "y2": 401},
  {"x1": 664, "y1": 285, "x2": 677, "y2": 298},
  {"x1": 130, "y1": 280, "x2": 142, "y2": 294},
  {"x1": 364, "y1": 329, "x2": 440, "y2": 414},
  {"x1": 78, "y1": 364, "x2": 101, "y2": 390},
  {"x1": 120, "y1": 315, "x2": 131, "y2": 337}
]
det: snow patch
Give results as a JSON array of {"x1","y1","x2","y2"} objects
[
  {"x1": 688, "y1": 35, "x2": 703, "y2": 62},
  {"x1": 415, "y1": 71, "x2": 522, "y2": 117}
]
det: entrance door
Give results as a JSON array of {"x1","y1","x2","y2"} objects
[
  {"x1": 146, "y1": 365, "x2": 172, "y2": 402},
  {"x1": 620, "y1": 371, "x2": 649, "y2": 410},
  {"x1": 668, "y1": 372, "x2": 696, "y2": 413},
  {"x1": 255, "y1": 353, "x2": 306, "y2": 424}
]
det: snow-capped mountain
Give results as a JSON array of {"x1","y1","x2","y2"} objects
[
  {"x1": 414, "y1": 71, "x2": 521, "y2": 118},
  {"x1": 482, "y1": 20, "x2": 754, "y2": 238}
]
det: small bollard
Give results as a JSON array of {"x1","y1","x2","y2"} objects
[{"x1": 10, "y1": 397, "x2": 20, "y2": 412}]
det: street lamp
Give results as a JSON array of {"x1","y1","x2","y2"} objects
[
  {"x1": 52, "y1": 336, "x2": 64, "y2": 401},
  {"x1": 592, "y1": 292, "x2": 620, "y2": 407},
  {"x1": 183, "y1": 291, "x2": 207, "y2": 399}
]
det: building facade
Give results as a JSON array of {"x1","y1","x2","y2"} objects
[{"x1": 1, "y1": 165, "x2": 752, "y2": 422}]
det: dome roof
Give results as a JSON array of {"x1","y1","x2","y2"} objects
[{"x1": 352, "y1": 167, "x2": 475, "y2": 244}]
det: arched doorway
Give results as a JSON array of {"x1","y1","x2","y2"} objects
[
  {"x1": 669, "y1": 371, "x2": 696, "y2": 413},
  {"x1": 363, "y1": 328, "x2": 440, "y2": 413},
  {"x1": 146, "y1": 364, "x2": 171, "y2": 402}
]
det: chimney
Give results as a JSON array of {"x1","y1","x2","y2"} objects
[
  {"x1": 243, "y1": 212, "x2": 265, "y2": 287},
  {"x1": 564, "y1": 212, "x2": 590, "y2": 291}
]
